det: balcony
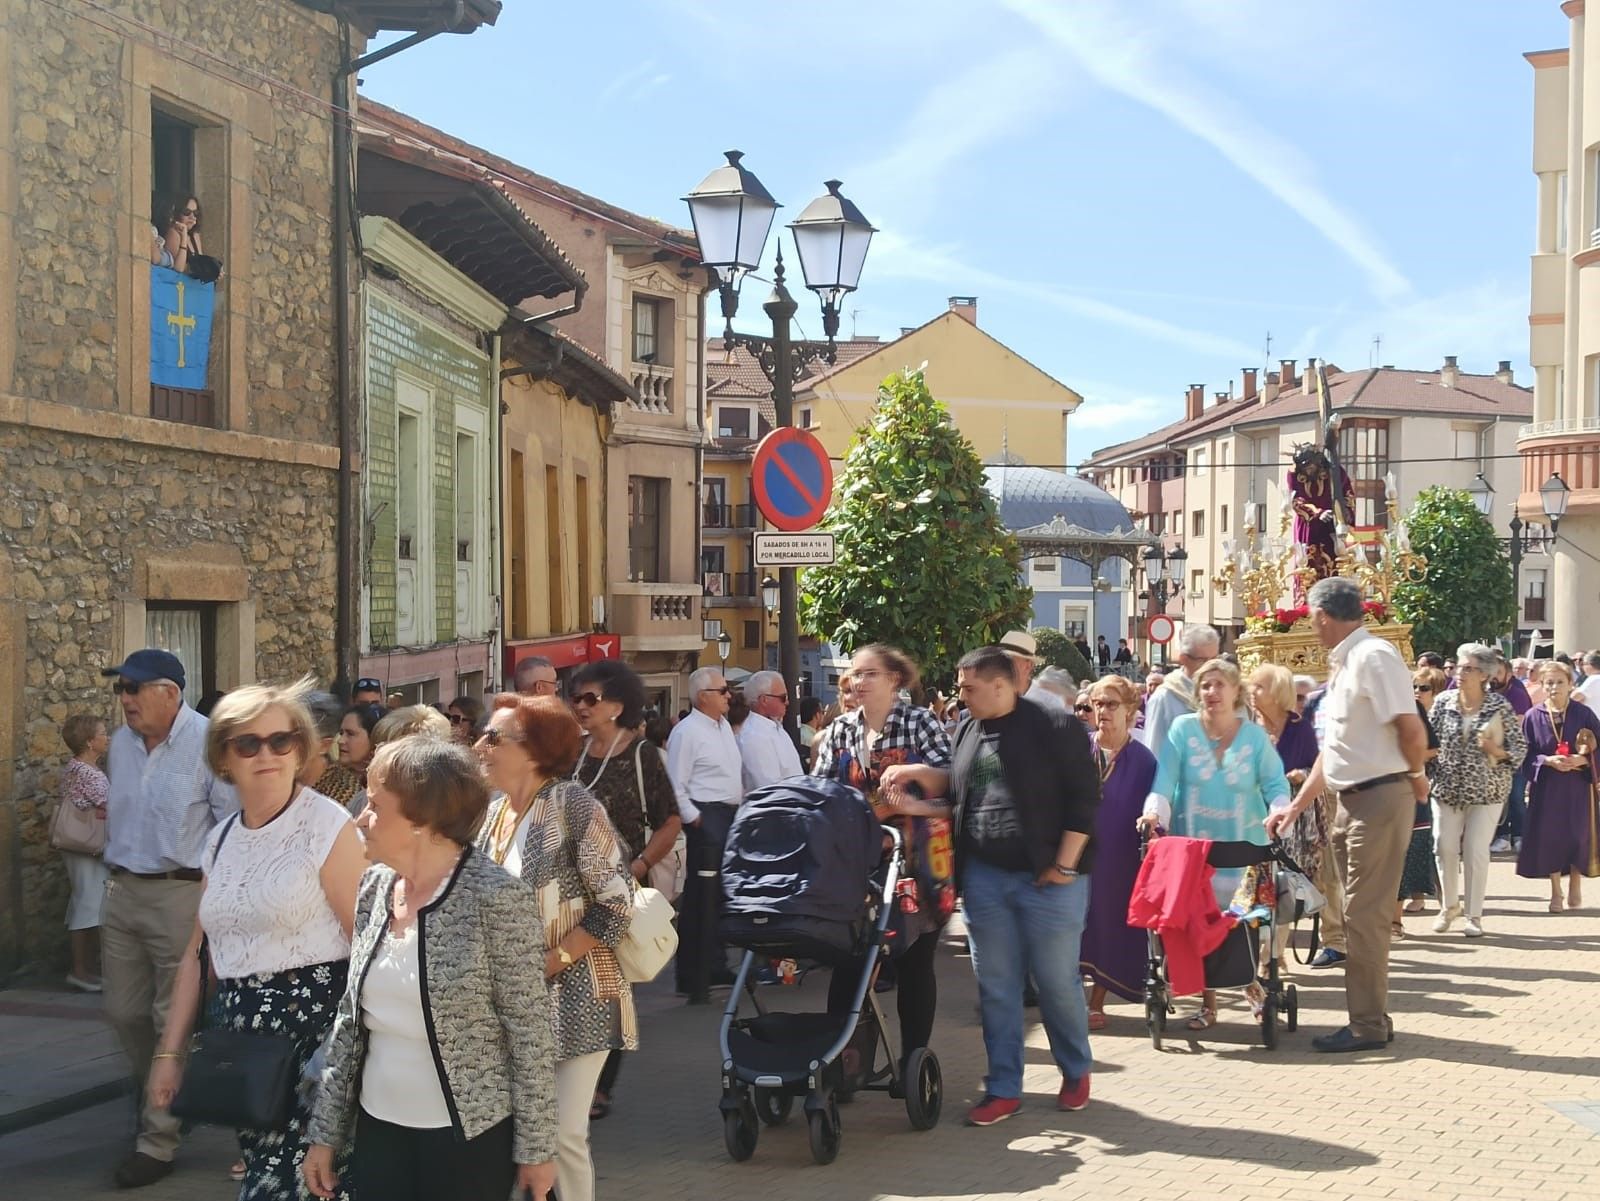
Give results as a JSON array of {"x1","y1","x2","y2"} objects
[
  {"x1": 1523, "y1": 596, "x2": 1548, "y2": 624},
  {"x1": 703, "y1": 571, "x2": 757, "y2": 604},
  {"x1": 608, "y1": 581, "x2": 703, "y2": 653},
  {"x1": 628, "y1": 362, "x2": 673, "y2": 414},
  {"x1": 150, "y1": 384, "x2": 217, "y2": 428},
  {"x1": 703, "y1": 503, "x2": 757, "y2": 531}
]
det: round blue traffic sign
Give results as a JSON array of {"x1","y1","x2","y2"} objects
[{"x1": 751, "y1": 427, "x2": 834, "y2": 532}]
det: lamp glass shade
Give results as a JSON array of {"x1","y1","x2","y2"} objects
[
  {"x1": 789, "y1": 181, "x2": 875, "y2": 300},
  {"x1": 1168, "y1": 546, "x2": 1189, "y2": 567},
  {"x1": 1143, "y1": 546, "x2": 1165, "y2": 584},
  {"x1": 684, "y1": 151, "x2": 779, "y2": 272},
  {"x1": 761, "y1": 577, "x2": 780, "y2": 611},
  {"x1": 716, "y1": 632, "x2": 732, "y2": 659},
  {"x1": 1467, "y1": 473, "x2": 1494, "y2": 517},
  {"x1": 1541, "y1": 472, "x2": 1571, "y2": 522}
]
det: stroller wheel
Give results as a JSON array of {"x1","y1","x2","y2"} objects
[
  {"x1": 754, "y1": 1086, "x2": 793, "y2": 1127},
  {"x1": 723, "y1": 1092, "x2": 759, "y2": 1162},
  {"x1": 1261, "y1": 997, "x2": 1279, "y2": 1050},
  {"x1": 903, "y1": 1047, "x2": 942, "y2": 1130},
  {"x1": 1285, "y1": 983, "x2": 1299, "y2": 1032},
  {"x1": 1145, "y1": 998, "x2": 1166, "y2": 1050},
  {"x1": 807, "y1": 1099, "x2": 842, "y2": 1165}
]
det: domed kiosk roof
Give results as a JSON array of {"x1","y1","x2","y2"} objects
[{"x1": 983, "y1": 465, "x2": 1138, "y2": 536}]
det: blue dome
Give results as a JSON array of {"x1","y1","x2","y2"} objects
[{"x1": 983, "y1": 466, "x2": 1136, "y2": 535}]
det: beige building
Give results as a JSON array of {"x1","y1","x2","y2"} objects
[{"x1": 1524, "y1": 9, "x2": 1600, "y2": 650}]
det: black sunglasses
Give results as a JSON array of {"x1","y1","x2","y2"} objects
[
  {"x1": 700, "y1": 686, "x2": 730, "y2": 696},
  {"x1": 227, "y1": 730, "x2": 300, "y2": 758},
  {"x1": 764, "y1": 692, "x2": 789, "y2": 704},
  {"x1": 481, "y1": 728, "x2": 521, "y2": 747},
  {"x1": 571, "y1": 691, "x2": 606, "y2": 708},
  {"x1": 112, "y1": 679, "x2": 165, "y2": 696},
  {"x1": 446, "y1": 713, "x2": 470, "y2": 725},
  {"x1": 1074, "y1": 703, "x2": 1093, "y2": 714}
]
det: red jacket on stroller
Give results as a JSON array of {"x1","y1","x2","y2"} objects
[{"x1": 1127, "y1": 836, "x2": 1233, "y2": 997}]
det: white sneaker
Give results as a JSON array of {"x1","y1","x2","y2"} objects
[
  {"x1": 1489, "y1": 837, "x2": 1511, "y2": 853},
  {"x1": 1432, "y1": 906, "x2": 1461, "y2": 933},
  {"x1": 1463, "y1": 916, "x2": 1484, "y2": 938}
]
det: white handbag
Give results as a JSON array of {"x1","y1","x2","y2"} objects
[{"x1": 614, "y1": 882, "x2": 678, "y2": 983}]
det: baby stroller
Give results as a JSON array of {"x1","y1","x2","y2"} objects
[
  {"x1": 717, "y1": 777, "x2": 943, "y2": 1165},
  {"x1": 1139, "y1": 834, "x2": 1304, "y2": 1051}
]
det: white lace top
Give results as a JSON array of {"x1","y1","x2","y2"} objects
[{"x1": 199, "y1": 788, "x2": 352, "y2": 979}]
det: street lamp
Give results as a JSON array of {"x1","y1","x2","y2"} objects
[
  {"x1": 716, "y1": 631, "x2": 731, "y2": 666},
  {"x1": 1468, "y1": 472, "x2": 1494, "y2": 517},
  {"x1": 686, "y1": 151, "x2": 877, "y2": 736},
  {"x1": 1541, "y1": 471, "x2": 1570, "y2": 531},
  {"x1": 761, "y1": 575, "x2": 780, "y2": 613},
  {"x1": 1470, "y1": 471, "x2": 1569, "y2": 642},
  {"x1": 1142, "y1": 545, "x2": 1186, "y2": 667}
]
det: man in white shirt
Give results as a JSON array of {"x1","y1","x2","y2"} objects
[
  {"x1": 1575, "y1": 652, "x2": 1600, "y2": 706},
  {"x1": 1267, "y1": 578, "x2": 1426, "y2": 1053},
  {"x1": 666, "y1": 667, "x2": 743, "y2": 1002},
  {"x1": 738, "y1": 671, "x2": 803, "y2": 793},
  {"x1": 1138, "y1": 624, "x2": 1220, "y2": 751}
]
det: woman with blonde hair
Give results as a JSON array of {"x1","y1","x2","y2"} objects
[
  {"x1": 372, "y1": 704, "x2": 452, "y2": 746},
  {"x1": 1140, "y1": 658, "x2": 1291, "y2": 1030},
  {"x1": 148, "y1": 678, "x2": 367, "y2": 1200},
  {"x1": 1078, "y1": 675, "x2": 1157, "y2": 1029}
]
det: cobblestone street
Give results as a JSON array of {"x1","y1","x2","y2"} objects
[{"x1": 4, "y1": 858, "x2": 1597, "y2": 1201}]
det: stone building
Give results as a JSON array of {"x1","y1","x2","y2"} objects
[{"x1": 0, "y1": 0, "x2": 499, "y2": 971}]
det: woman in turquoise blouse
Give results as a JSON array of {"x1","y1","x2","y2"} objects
[{"x1": 1138, "y1": 658, "x2": 1290, "y2": 1030}]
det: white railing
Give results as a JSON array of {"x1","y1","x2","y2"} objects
[
  {"x1": 1518, "y1": 415, "x2": 1600, "y2": 441},
  {"x1": 628, "y1": 362, "x2": 674, "y2": 414}
]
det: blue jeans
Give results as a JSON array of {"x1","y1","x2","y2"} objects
[
  {"x1": 960, "y1": 857, "x2": 1092, "y2": 1099},
  {"x1": 1497, "y1": 769, "x2": 1526, "y2": 840}
]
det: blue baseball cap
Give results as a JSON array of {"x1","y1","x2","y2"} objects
[{"x1": 101, "y1": 648, "x2": 186, "y2": 690}]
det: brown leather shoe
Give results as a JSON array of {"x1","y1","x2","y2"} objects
[{"x1": 114, "y1": 1153, "x2": 174, "y2": 1189}]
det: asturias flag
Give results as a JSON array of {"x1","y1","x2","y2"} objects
[{"x1": 150, "y1": 265, "x2": 214, "y2": 390}]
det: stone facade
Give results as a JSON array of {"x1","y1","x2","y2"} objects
[{"x1": 0, "y1": 0, "x2": 347, "y2": 973}]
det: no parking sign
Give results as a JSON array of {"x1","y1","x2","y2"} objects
[{"x1": 751, "y1": 428, "x2": 834, "y2": 532}]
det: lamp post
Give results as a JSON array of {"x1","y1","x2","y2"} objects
[
  {"x1": 716, "y1": 631, "x2": 732, "y2": 668},
  {"x1": 686, "y1": 152, "x2": 876, "y2": 734},
  {"x1": 1469, "y1": 471, "x2": 1569, "y2": 643},
  {"x1": 1141, "y1": 545, "x2": 1187, "y2": 668},
  {"x1": 760, "y1": 575, "x2": 780, "y2": 672}
]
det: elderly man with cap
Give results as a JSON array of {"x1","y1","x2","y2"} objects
[{"x1": 98, "y1": 649, "x2": 237, "y2": 1188}]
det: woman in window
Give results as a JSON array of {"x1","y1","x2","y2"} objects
[{"x1": 157, "y1": 194, "x2": 203, "y2": 275}]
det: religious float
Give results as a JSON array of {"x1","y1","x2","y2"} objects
[{"x1": 1213, "y1": 447, "x2": 1425, "y2": 681}]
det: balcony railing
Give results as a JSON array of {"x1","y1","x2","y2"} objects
[
  {"x1": 703, "y1": 503, "x2": 757, "y2": 530},
  {"x1": 628, "y1": 362, "x2": 673, "y2": 414},
  {"x1": 609, "y1": 581, "x2": 702, "y2": 650},
  {"x1": 151, "y1": 384, "x2": 217, "y2": 428},
  {"x1": 702, "y1": 571, "x2": 757, "y2": 600},
  {"x1": 1519, "y1": 415, "x2": 1600, "y2": 441}
]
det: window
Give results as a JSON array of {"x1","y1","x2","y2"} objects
[
  {"x1": 545, "y1": 466, "x2": 563, "y2": 629},
  {"x1": 1558, "y1": 170, "x2": 1569, "y2": 254},
  {"x1": 716, "y1": 407, "x2": 752, "y2": 439},
  {"x1": 1219, "y1": 441, "x2": 1230, "y2": 469},
  {"x1": 743, "y1": 620, "x2": 761, "y2": 650},
  {"x1": 798, "y1": 406, "x2": 813, "y2": 429},
  {"x1": 1190, "y1": 570, "x2": 1204, "y2": 597},
  {"x1": 1058, "y1": 604, "x2": 1088, "y2": 639},
  {"x1": 628, "y1": 476, "x2": 666, "y2": 582},
  {"x1": 146, "y1": 603, "x2": 216, "y2": 709},
  {"x1": 396, "y1": 411, "x2": 421, "y2": 562},
  {"x1": 1452, "y1": 426, "x2": 1485, "y2": 473},
  {"x1": 1337, "y1": 418, "x2": 1391, "y2": 529},
  {"x1": 1251, "y1": 502, "x2": 1267, "y2": 533},
  {"x1": 1191, "y1": 509, "x2": 1206, "y2": 538},
  {"x1": 575, "y1": 474, "x2": 591, "y2": 631},
  {"x1": 1192, "y1": 448, "x2": 1208, "y2": 478},
  {"x1": 1525, "y1": 568, "x2": 1548, "y2": 623},
  {"x1": 1592, "y1": 151, "x2": 1600, "y2": 248},
  {"x1": 632, "y1": 295, "x2": 664, "y2": 363},
  {"x1": 1029, "y1": 557, "x2": 1058, "y2": 588},
  {"x1": 703, "y1": 477, "x2": 728, "y2": 527},
  {"x1": 456, "y1": 670, "x2": 484, "y2": 702},
  {"x1": 149, "y1": 106, "x2": 217, "y2": 426},
  {"x1": 509, "y1": 450, "x2": 528, "y2": 638},
  {"x1": 1220, "y1": 505, "x2": 1229, "y2": 534}
]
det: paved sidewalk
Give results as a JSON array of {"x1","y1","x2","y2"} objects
[
  {"x1": 3, "y1": 857, "x2": 1598, "y2": 1199},
  {"x1": 0, "y1": 986, "x2": 126, "y2": 1134}
]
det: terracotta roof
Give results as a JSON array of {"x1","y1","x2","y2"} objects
[
  {"x1": 502, "y1": 325, "x2": 636, "y2": 411},
  {"x1": 359, "y1": 99, "x2": 700, "y2": 257},
  {"x1": 706, "y1": 336, "x2": 883, "y2": 429}
]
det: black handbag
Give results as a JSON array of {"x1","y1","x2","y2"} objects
[
  {"x1": 168, "y1": 816, "x2": 300, "y2": 1132},
  {"x1": 185, "y1": 253, "x2": 223, "y2": 283}
]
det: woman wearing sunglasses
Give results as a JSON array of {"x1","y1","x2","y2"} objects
[
  {"x1": 566, "y1": 659, "x2": 683, "y2": 1120},
  {"x1": 445, "y1": 695, "x2": 485, "y2": 747},
  {"x1": 147, "y1": 678, "x2": 367, "y2": 1200}
]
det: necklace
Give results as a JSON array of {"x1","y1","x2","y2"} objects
[
  {"x1": 574, "y1": 727, "x2": 628, "y2": 790},
  {"x1": 486, "y1": 781, "x2": 548, "y2": 865}
]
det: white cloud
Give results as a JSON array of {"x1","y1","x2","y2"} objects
[
  {"x1": 1000, "y1": 0, "x2": 1412, "y2": 303},
  {"x1": 598, "y1": 61, "x2": 671, "y2": 105},
  {"x1": 1305, "y1": 279, "x2": 1528, "y2": 374}
]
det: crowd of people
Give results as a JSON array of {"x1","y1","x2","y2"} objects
[{"x1": 49, "y1": 575, "x2": 1600, "y2": 1192}]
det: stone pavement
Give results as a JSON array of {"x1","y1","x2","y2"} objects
[
  {"x1": 0, "y1": 986, "x2": 126, "y2": 1133},
  {"x1": 3, "y1": 856, "x2": 1598, "y2": 1200}
]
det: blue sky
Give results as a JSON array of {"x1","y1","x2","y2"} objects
[{"x1": 364, "y1": 0, "x2": 1561, "y2": 461}]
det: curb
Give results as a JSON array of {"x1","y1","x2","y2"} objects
[{"x1": 0, "y1": 1078, "x2": 130, "y2": 1137}]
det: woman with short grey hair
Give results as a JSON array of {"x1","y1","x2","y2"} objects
[{"x1": 1427, "y1": 643, "x2": 1527, "y2": 937}]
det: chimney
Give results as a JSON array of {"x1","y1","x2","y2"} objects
[
  {"x1": 1214, "y1": 391, "x2": 1230, "y2": 408},
  {"x1": 1185, "y1": 383, "x2": 1205, "y2": 422},
  {"x1": 1241, "y1": 367, "x2": 1258, "y2": 401},
  {"x1": 1263, "y1": 370, "x2": 1281, "y2": 405},
  {"x1": 1441, "y1": 354, "x2": 1460, "y2": 388},
  {"x1": 1495, "y1": 359, "x2": 1515, "y2": 385},
  {"x1": 948, "y1": 296, "x2": 978, "y2": 325},
  {"x1": 1303, "y1": 358, "x2": 1318, "y2": 395},
  {"x1": 1280, "y1": 358, "x2": 1298, "y2": 390}
]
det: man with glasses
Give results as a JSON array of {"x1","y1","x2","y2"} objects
[
  {"x1": 350, "y1": 676, "x2": 384, "y2": 707},
  {"x1": 97, "y1": 649, "x2": 236, "y2": 1188},
  {"x1": 666, "y1": 667, "x2": 743, "y2": 1002},
  {"x1": 737, "y1": 670, "x2": 803, "y2": 793},
  {"x1": 513, "y1": 655, "x2": 559, "y2": 697}
]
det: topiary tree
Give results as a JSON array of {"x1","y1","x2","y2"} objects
[
  {"x1": 1392, "y1": 486, "x2": 1515, "y2": 654},
  {"x1": 1030, "y1": 626, "x2": 1095, "y2": 684},
  {"x1": 800, "y1": 368, "x2": 1034, "y2": 681}
]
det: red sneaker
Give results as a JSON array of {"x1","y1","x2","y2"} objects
[
  {"x1": 1058, "y1": 1073, "x2": 1091, "y2": 1112},
  {"x1": 965, "y1": 1095, "x2": 1021, "y2": 1126}
]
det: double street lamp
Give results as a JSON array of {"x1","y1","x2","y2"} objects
[
  {"x1": 1141, "y1": 544, "x2": 1188, "y2": 668},
  {"x1": 685, "y1": 152, "x2": 877, "y2": 733},
  {"x1": 1467, "y1": 471, "x2": 1570, "y2": 640}
]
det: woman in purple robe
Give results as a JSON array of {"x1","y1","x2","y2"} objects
[
  {"x1": 1079, "y1": 675, "x2": 1157, "y2": 1030},
  {"x1": 1518, "y1": 660, "x2": 1600, "y2": 910}
]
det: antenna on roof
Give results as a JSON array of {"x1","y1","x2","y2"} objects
[
  {"x1": 850, "y1": 308, "x2": 862, "y2": 339},
  {"x1": 1263, "y1": 331, "x2": 1272, "y2": 363},
  {"x1": 1371, "y1": 333, "x2": 1382, "y2": 368}
]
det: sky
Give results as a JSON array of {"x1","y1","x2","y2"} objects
[{"x1": 363, "y1": 0, "x2": 1562, "y2": 462}]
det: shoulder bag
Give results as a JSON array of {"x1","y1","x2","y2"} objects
[
  {"x1": 169, "y1": 816, "x2": 300, "y2": 1132},
  {"x1": 50, "y1": 784, "x2": 106, "y2": 856},
  {"x1": 614, "y1": 880, "x2": 679, "y2": 984},
  {"x1": 635, "y1": 740, "x2": 687, "y2": 904}
]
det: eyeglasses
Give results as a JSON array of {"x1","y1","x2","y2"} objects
[
  {"x1": 480, "y1": 728, "x2": 521, "y2": 747},
  {"x1": 764, "y1": 693, "x2": 789, "y2": 705},
  {"x1": 1413, "y1": 685, "x2": 1434, "y2": 694},
  {"x1": 227, "y1": 730, "x2": 300, "y2": 758},
  {"x1": 112, "y1": 679, "x2": 148, "y2": 695},
  {"x1": 853, "y1": 669, "x2": 883, "y2": 683},
  {"x1": 571, "y1": 691, "x2": 606, "y2": 708},
  {"x1": 446, "y1": 713, "x2": 470, "y2": 725},
  {"x1": 700, "y1": 686, "x2": 730, "y2": 696},
  {"x1": 180, "y1": 207, "x2": 199, "y2": 217},
  {"x1": 525, "y1": 679, "x2": 559, "y2": 694}
]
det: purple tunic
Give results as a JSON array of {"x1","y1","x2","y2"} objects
[
  {"x1": 1274, "y1": 711, "x2": 1319, "y2": 775},
  {"x1": 1518, "y1": 703, "x2": 1600, "y2": 879},
  {"x1": 1080, "y1": 735, "x2": 1157, "y2": 1003}
]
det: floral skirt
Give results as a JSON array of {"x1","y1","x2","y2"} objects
[{"x1": 216, "y1": 960, "x2": 351, "y2": 1201}]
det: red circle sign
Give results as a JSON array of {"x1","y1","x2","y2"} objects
[
  {"x1": 751, "y1": 427, "x2": 834, "y2": 532},
  {"x1": 1146, "y1": 614, "x2": 1176, "y2": 644}
]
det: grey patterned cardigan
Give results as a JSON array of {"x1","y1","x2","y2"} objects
[{"x1": 307, "y1": 849, "x2": 557, "y2": 1165}]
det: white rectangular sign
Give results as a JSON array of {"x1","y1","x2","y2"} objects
[{"x1": 754, "y1": 532, "x2": 837, "y2": 566}]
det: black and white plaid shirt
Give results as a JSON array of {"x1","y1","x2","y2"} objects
[{"x1": 813, "y1": 702, "x2": 952, "y2": 792}]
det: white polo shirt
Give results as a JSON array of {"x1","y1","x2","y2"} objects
[{"x1": 1320, "y1": 626, "x2": 1416, "y2": 792}]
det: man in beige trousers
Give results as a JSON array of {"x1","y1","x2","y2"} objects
[
  {"x1": 98, "y1": 649, "x2": 236, "y2": 1188},
  {"x1": 1267, "y1": 578, "x2": 1426, "y2": 1053}
]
